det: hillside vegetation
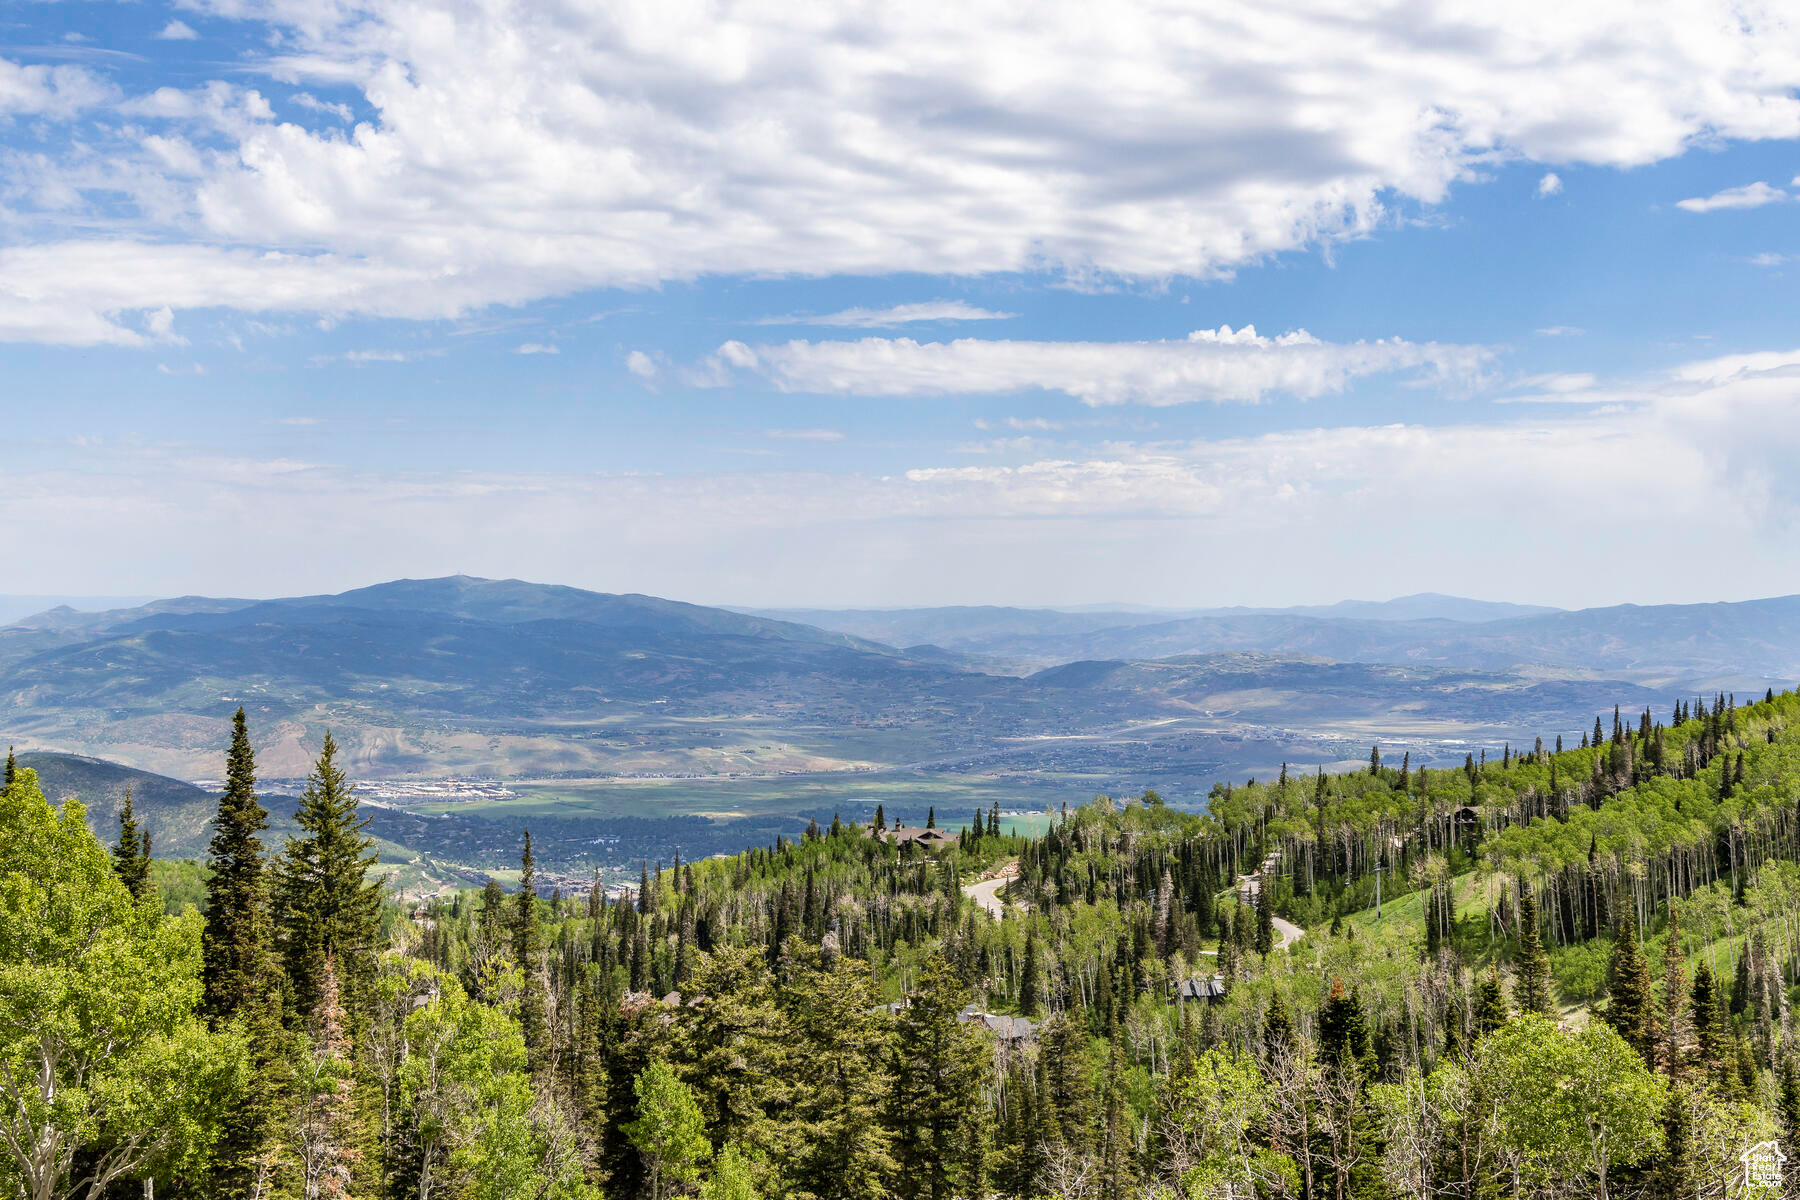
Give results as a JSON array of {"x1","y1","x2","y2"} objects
[{"x1": 7, "y1": 684, "x2": 1800, "y2": 1198}]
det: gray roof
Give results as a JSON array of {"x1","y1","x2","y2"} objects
[{"x1": 1177, "y1": 975, "x2": 1227, "y2": 1000}]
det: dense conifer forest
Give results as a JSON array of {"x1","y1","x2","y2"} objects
[{"x1": 8, "y1": 688, "x2": 1800, "y2": 1199}]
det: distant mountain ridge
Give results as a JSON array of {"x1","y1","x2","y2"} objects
[{"x1": 745, "y1": 594, "x2": 1800, "y2": 679}]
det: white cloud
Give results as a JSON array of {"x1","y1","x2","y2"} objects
[
  {"x1": 13, "y1": 344, "x2": 1800, "y2": 607},
  {"x1": 155, "y1": 21, "x2": 199, "y2": 41},
  {"x1": 1750, "y1": 252, "x2": 1793, "y2": 268},
  {"x1": 684, "y1": 325, "x2": 1492, "y2": 406},
  {"x1": 516, "y1": 343, "x2": 558, "y2": 355},
  {"x1": 625, "y1": 349, "x2": 658, "y2": 379},
  {"x1": 759, "y1": 301, "x2": 1018, "y2": 328},
  {"x1": 1537, "y1": 172, "x2": 1563, "y2": 196},
  {"x1": 765, "y1": 429, "x2": 846, "y2": 441},
  {"x1": 7, "y1": 3, "x2": 1800, "y2": 339},
  {"x1": 1534, "y1": 325, "x2": 1584, "y2": 337},
  {"x1": 0, "y1": 59, "x2": 115, "y2": 119},
  {"x1": 1677, "y1": 181, "x2": 1787, "y2": 212}
]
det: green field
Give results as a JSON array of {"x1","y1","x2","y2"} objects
[{"x1": 415, "y1": 769, "x2": 1094, "y2": 832}]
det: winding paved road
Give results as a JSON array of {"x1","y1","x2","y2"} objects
[
  {"x1": 962, "y1": 860, "x2": 1020, "y2": 920},
  {"x1": 1238, "y1": 870, "x2": 1305, "y2": 951}
]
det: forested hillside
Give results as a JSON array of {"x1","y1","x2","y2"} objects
[{"x1": 7, "y1": 688, "x2": 1800, "y2": 1199}]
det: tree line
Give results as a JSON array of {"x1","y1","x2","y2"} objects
[{"x1": 5, "y1": 687, "x2": 1800, "y2": 1197}]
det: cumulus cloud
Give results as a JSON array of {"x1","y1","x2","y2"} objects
[
  {"x1": 155, "y1": 21, "x2": 199, "y2": 41},
  {"x1": 758, "y1": 301, "x2": 1018, "y2": 328},
  {"x1": 1537, "y1": 172, "x2": 1563, "y2": 196},
  {"x1": 0, "y1": 59, "x2": 115, "y2": 118},
  {"x1": 515, "y1": 342, "x2": 558, "y2": 355},
  {"x1": 1677, "y1": 181, "x2": 1787, "y2": 212},
  {"x1": 5, "y1": 3, "x2": 1800, "y2": 340},
  {"x1": 683, "y1": 325, "x2": 1492, "y2": 406}
]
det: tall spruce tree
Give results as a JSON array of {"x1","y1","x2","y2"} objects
[
  {"x1": 887, "y1": 953, "x2": 987, "y2": 1200},
  {"x1": 515, "y1": 829, "x2": 550, "y2": 1074},
  {"x1": 1515, "y1": 887, "x2": 1554, "y2": 1017},
  {"x1": 202, "y1": 708, "x2": 275, "y2": 1021},
  {"x1": 200, "y1": 710, "x2": 289, "y2": 1200},
  {"x1": 2, "y1": 746, "x2": 13, "y2": 789},
  {"x1": 111, "y1": 786, "x2": 152, "y2": 902},
  {"x1": 1602, "y1": 913, "x2": 1658, "y2": 1065},
  {"x1": 1659, "y1": 905, "x2": 1689, "y2": 1076},
  {"x1": 274, "y1": 731, "x2": 383, "y2": 1018}
]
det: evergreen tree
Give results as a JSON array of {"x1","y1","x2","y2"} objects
[
  {"x1": 1019, "y1": 926, "x2": 1040, "y2": 1017},
  {"x1": 1474, "y1": 963, "x2": 1509, "y2": 1038},
  {"x1": 1, "y1": 746, "x2": 12, "y2": 789},
  {"x1": 1690, "y1": 962, "x2": 1727, "y2": 1073},
  {"x1": 1601, "y1": 913, "x2": 1658, "y2": 1065},
  {"x1": 1038, "y1": 1010, "x2": 1094, "y2": 1158},
  {"x1": 202, "y1": 708, "x2": 276, "y2": 1022},
  {"x1": 1515, "y1": 888, "x2": 1554, "y2": 1017},
  {"x1": 1659, "y1": 905, "x2": 1689, "y2": 1076},
  {"x1": 1255, "y1": 882, "x2": 1274, "y2": 955},
  {"x1": 1262, "y1": 992, "x2": 1295, "y2": 1060},
  {"x1": 1318, "y1": 978, "x2": 1371, "y2": 1071},
  {"x1": 1653, "y1": 1086, "x2": 1697, "y2": 1200},
  {"x1": 515, "y1": 829, "x2": 549, "y2": 1075},
  {"x1": 111, "y1": 786, "x2": 152, "y2": 902},
  {"x1": 889, "y1": 953, "x2": 988, "y2": 1200},
  {"x1": 273, "y1": 732, "x2": 384, "y2": 1018}
]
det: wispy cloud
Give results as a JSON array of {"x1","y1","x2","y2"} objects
[
  {"x1": 516, "y1": 343, "x2": 559, "y2": 355},
  {"x1": 310, "y1": 348, "x2": 443, "y2": 366},
  {"x1": 1534, "y1": 326, "x2": 1585, "y2": 337},
  {"x1": 680, "y1": 325, "x2": 1493, "y2": 407},
  {"x1": 1677, "y1": 181, "x2": 1786, "y2": 212},
  {"x1": 757, "y1": 301, "x2": 1018, "y2": 329},
  {"x1": 764, "y1": 429, "x2": 846, "y2": 441}
]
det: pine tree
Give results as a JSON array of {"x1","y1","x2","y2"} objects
[
  {"x1": 1601, "y1": 913, "x2": 1658, "y2": 1065},
  {"x1": 1318, "y1": 978, "x2": 1372, "y2": 1071},
  {"x1": 202, "y1": 708, "x2": 275, "y2": 1022},
  {"x1": 111, "y1": 786, "x2": 151, "y2": 901},
  {"x1": 1262, "y1": 992, "x2": 1295, "y2": 1060},
  {"x1": 889, "y1": 953, "x2": 988, "y2": 1200},
  {"x1": 1515, "y1": 888, "x2": 1554, "y2": 1017},
  {"x1": 1039, "y1": 1010, "x2": 1094, "y2": 1157},
  {"x1": 1654, "y1": 1086, "x2": 1697, "y2": 1200},
  {"x1": 274, "y1": 732, "x2": 384, "y2": 1018},
  {"x1": 1019, "y1": 927, "x2": 1040, "y2": 1016},
  {"x1": 1255, "y1": 882, "x2": 1274, "y2": 955},
  {"x1": 2, "y1": 746, "x2": 13, "y2": 789},
  {"x1": 926, "y1": 806, "x2": 935, "y2": 829},
  {"x1": 1691, "y1": 962, "x2": 1728, "y2": 1079},
  {"x1": 1473, "y1": 963, "x2": 1508, "y2": 1038},
  {"x1": 515, "y1": 829, "x2": 549, "y2": 1075},
  {"x1": 1660, "y1": 905, "x2": 1689, "y2": 1076}
]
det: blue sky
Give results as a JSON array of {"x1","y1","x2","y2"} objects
[{"x1": 7, "y1": 2, "x2": 1800, "y2": 609}]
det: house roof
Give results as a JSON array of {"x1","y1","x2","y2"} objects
[
  {"x1": 866, "y1": 824, "x2": 955, "y2": 846},
  {"x1": 1177, "y1": 975, "x2": 1228, "y2": 999}
]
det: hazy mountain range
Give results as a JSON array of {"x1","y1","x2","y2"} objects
[{"x1": 2, "y1": 577, "x2": 1790, "y2": 881}]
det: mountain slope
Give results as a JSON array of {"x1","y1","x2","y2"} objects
[{"x1": 15, "y1": 750, "x2": 218, "y2": 856}]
